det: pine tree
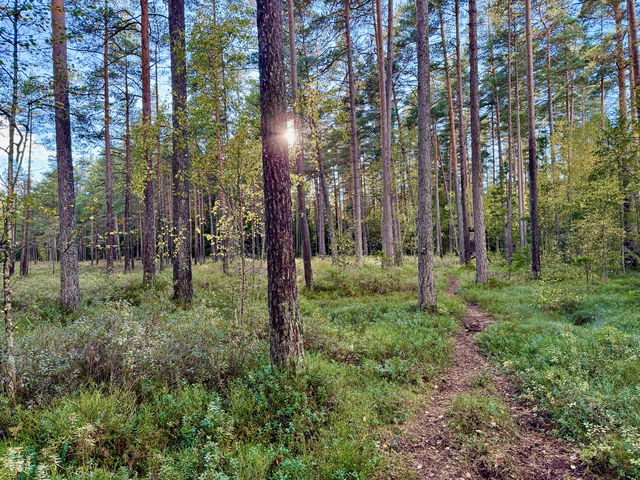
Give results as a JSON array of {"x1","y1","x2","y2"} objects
[
  {"x1": 416, "y1": 0, "x2": 436, "y2": 309},
  {"x1": 256, "y1": 0, "x2": 304, "y2": 369},
  {"x1": 168, "y1": 0, "x2": 193, "y2": 303},
  {"x1": 469, "y1": 0, "x2": 489, "y2": 283},
  {"x1": 51, "y1": 0, "x2": 79, "y2": 309}
]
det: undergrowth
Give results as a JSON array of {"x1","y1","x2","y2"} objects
[{"x1": 0, "y1": 257, "x2": 464, "y2": 479}]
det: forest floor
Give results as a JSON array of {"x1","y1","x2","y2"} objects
[
  {"x1": 388, "y1": 276, "x2": 591, "y2": 480},
  {"x1": 1, "y1": 258, "x2": 638, "y2": 479}
]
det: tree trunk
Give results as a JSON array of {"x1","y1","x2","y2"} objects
[
  {"x1": 210, "y1": 4, "x2": 230, "y2": 273},
  {"x1": 311, "y1": 117, "x2": 337, "y2": 262},
  {"x1": 504, "y1": 4, "x2": 514, "y2": 264},
  {"x1": 103, "y1": 0, "x2": 115, "y2": 275},
  {"x1": 454, "y1": 0, "x2": 471, "y2": 264},
  {"x1": 386, "y1": 0, "x2": 402, "y2": 267},
  {"x1": 215, "y1": 108, "x2": 230, "y2": 272},
  {"x1": 545, "y1": 29, "x2": 555, "y2": 162},
  {"x1": 333, "y1": 167, "x2": 342, "y2": 236},
  {"x1": 469, "y1": 0, "x2": 489, "y2": 283},
  {"x1": 2, "y1": 1, "x2": 21, "y2": 399},
  {"x1": 612, "y1": 1, "x2": 627, "y2": 117},
  {"x1": 208, "y1": 194, "x2": 216, "y2": 261},
  {"x1": 416, "y1": 0, "x2": 436, "y2": 309},
  {"x1": 155, "y1": 42, "x2": 166, "y2": 272},
  {"x1": 439, "y1": 8, "x2": 465, "y2": 264},
  {"x1": 51, "y1": 0, "x2": 79, "y2": 309},
  {"x1": 140, "y1": 0, "x2": 156, "y2": 285},
  {"x1": 525, "y1": 0, "x2": 541, "y2": 279},
  {"x1": 433, "y1": 127, "x2": 443, "y2": 258},
  {"x1": 315, "y1": 179, "x2": 326, "y2": 256},
  {"x1": 373, "y1": 0, "x2": 395, "y2": 266},
  {"x1": 20, "y1": 110, "x2": 33, "y2": 276},
  {"x1": 124, "y1": 60, "x2": 133, "y2": 273},
  {"x1": 6, "y1": 0, "x2": 21, "y2": 279},
  {"x1": 627, "y1": 0, "x2": 640, "y2": 120},
  {"x1": 287, "y1": 0, "x2": 313, "y2": 288},
  {"x1": 345, "y1": 0, "x2": 364, "y2": 265},
  {"x1": 169, "y1": 0, "x2": 193, "y2": 303},
  {"x1": 488, "y1": 14, "x2": 505, "y2": 256},
  {"x1": 515, "y1": 58, "x2": 527, "y2": 247},
  {"x1": 257, "y1": 0, "x2": 303, "y2": 370}
]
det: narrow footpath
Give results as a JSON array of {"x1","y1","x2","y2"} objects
[{"x1": 389, "y1": 277, "x2": 593, "y2": 480}]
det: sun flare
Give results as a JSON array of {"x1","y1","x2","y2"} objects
[{"x1": 286, "y1": 120, "x2": 295, "y2": 145}]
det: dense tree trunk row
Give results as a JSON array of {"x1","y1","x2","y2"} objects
[{"x1": 6, "y1": 0, "x2": 636, "y2": 386}]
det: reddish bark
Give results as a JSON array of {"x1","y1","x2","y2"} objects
[{"x1": 257, "y1": 0, "x2": 303, "y2": 369}]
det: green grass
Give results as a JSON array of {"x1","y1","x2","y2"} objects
[
  {"x1": 444, "y1": 388, "x2": 518, "y2": 479},
  {"x1": 458, "y1": 259, "x2": 640, "y2": 479},
  {"x1": 0, "y1": 256, "x2": 464, "y2": 479}
]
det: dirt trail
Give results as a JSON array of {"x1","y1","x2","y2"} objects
[{"x1": 389, "y1": 277, "x2": 592, "y2": 480}]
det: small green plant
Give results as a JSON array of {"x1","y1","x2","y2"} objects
[
  {"x1": 445, "y1": 393, "x2": 517, "y2": 477},
  {"x1": 468, "y1": 371, "x2": 495, "y2": 390},
  {"x1": 446, "y1": 393, "x2": 514, "y2": 440}
]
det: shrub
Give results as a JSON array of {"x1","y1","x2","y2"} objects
[
  {"x1": 228, "y1": 364, "x2": 334, "y2": 450},
  {"x1": 15, "y1": 389, "x2": 137, "y2": 470}
]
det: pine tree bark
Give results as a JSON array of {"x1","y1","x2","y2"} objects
[
  {"x1": 140, "y1": 0, "x2": 156, "y2": 285},
  {"x1": 315, "y1": 179, "x2": 326, "y2": 256},
  {"x1": 439, "y1": 8, "x2": 465, "y2": 264},
  {"x1": 211, "y1": 4, "x2": 230, "y2": 273},
  {"x1": 515, "y1": 58, "x2": 527, "y2": 247},
  {"x1": 103, "y1": 1, "x2": 115, "y2": 275},
  {"x1": 469, "y1": 0, "x2": 489, "y2": 283},
  {"x1": 545, "y1": 29, "x2": 555, "y2": 164},
  {"x1": 386, "y1": 0, "x2": 402, "y2": 267},
  {"x1": 416, "y1": 0, "x2": 436, "y2": 309},
  {"x1": 287, "y1": 0, "x2": 313, "y2": 288},
  {"x1": 433, "y1": 126, "x2": 443, "y2": 258},
  {"x1": 311, "y1": 117, "x2": 337, "y2": 262},
  {"x1": 611, "y1": 1, "x2": 627, "y2": 117},
  {"x1": 155, "y1": 42, "x2": 166, "y2": 272},
  {"x1": 454, "y1": 0, "x2": 471, "y2": 264},
  {"x1": 51, "y1": 0, "x2": 79, "y2": 309},
  {"x1": 124, "y1": 60, "x2": 133, "y2": 273},
  {"x1": 6, "y1": 0, "x2": 21, "y2": 278},
  {"x1": 20, "y1": 109, "x2": 33, "y2": 276},
  {"x1": 215, "y1": 107, "x2": 230, "y2": 272},
  {"x1": 257, "y1": 0, "x2": 303, "y2": 370},
  {"x1": 373, "y1": 0, "x2": 395, "y2": 266},
  {"x1": 488, "y1": 17, "x2": 506, "y2": 259},
  {"x1": 345, "y1": 0, "x2": 363, "y2": 265},
  {"x1": 525, "y1": 0, "x2": 541, "y2": 279},
  {"x1": 504, "y1": 4, "x2": 514, "y2": 264},
  {"x1": 627, "y1": 0, "x2": 640, "y2": 120},
  {"x1": 169, "y1": 0, "x2": 193, "y2": 303},
  {"x1": 2, "y1": 1, "x2": 22, "y2": 398}
]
